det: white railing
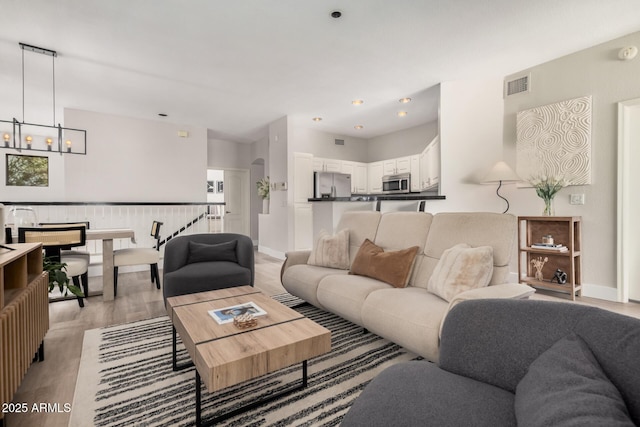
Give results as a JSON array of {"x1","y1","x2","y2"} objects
[{"x1": 2, "y1": 202, "x2": 225, "y2": 261}]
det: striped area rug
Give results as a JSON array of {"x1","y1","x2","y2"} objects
[{"x1": 70, "y1": 294, "x2": 419, "y2": 427}]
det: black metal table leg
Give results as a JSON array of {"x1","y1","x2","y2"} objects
[
  {"x1": 172, "y1": 326, "x2": 194, "y2": 371},
  {"x1": 195, "y1": 360, "x2": 309, "y2": 427}
]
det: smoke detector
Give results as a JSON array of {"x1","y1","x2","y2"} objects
[{"x1": 618, "y1": 46, "x2": 638, "y2": 61}]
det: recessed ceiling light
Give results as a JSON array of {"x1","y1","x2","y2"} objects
[
  {"x1": 331, "y1": 10, "x2": 342, "y2": 19},
  {"x1": 399, "y1": 98, "x2": 412, "y2": 103},
  {"x1": 354, "y1": 125, "x2": 364, "y2": 130},
  {"x1": 397, "y1": 111, "x2": 408, "y2": 117},
  {"x1": 312, "y1": 117, "x2": 323, "y2": 122},
  {"x1": 352, "y1": 99, "x2": 364, "y2": 105}
]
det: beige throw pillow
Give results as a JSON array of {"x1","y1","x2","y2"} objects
[
  {"x1": 428, "y1": 243, "x2": 494, "y2": 301},
  {"x1": 307, "y1": 228, "x2": 350, "y2": 269}
]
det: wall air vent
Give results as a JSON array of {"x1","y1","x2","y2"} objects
[
  {"x1": 335, "y1": 139, "x2": 345, "y2": 145},
  {"x1": 505, "y1": 74, "x2": 530, "y2": 97}
]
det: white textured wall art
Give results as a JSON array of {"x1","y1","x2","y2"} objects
[{"x1": 516, "y1": 95, "x2": 592, "y2": 185}]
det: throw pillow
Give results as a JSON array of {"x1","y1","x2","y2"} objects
[
  {"x1": 427, "y1": 243, "x2": 493, "y2": 301},
  {"x1": 187, "y1": 240, "x2": 237, "y2": 264},
  {"x1": 349, "y1": 239, "x2": 420, "y2": 288},
  {"x1": 308, "y1": 228, "x2": 350, "y2": 270},
  {"x1": 515, "y1": 334, "x2": 634, "y2": 427}
]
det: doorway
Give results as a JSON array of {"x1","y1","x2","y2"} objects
[
  {"x1": 617, "y1": 98, "x2": 640, "y2": 302},
  {"x1": 206, "y1": 168, "x2": 250, "y2": 235}
]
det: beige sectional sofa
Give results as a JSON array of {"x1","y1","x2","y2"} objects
[{"x1": 281, "y1": 210, "x2": 535, "y2": 362}]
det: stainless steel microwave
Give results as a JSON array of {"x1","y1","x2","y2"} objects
[{"x1": 382, "y1": 173, "x2": 410, "y2": 194}]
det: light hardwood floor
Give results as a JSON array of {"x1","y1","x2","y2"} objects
[{"x1": 5, "y1": 251, "x2": 639, "y2": 427}]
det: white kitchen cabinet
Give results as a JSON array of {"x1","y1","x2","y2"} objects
[
  {"x1": 419, "y1": 136, "x2": 440, "y2": 190},
  {"x1": 340, "y1": 161, "x2": 365, "y2": 194},
  {"x1": 313, "y1": 157, "x2": 342, "y2": 172},
  {"x1": 368, "y1": 162, "x2": 384, "y2": 193},
  {"x1": 383, "y1": 156, "x2": 411, "y2": 175},
  {"x1": 294, "y1": 152, "x2": 314, "y2": 203},
  {"x1": 354, "y1": 163, "x2": 368, "y2": 193},
  {"x1": 410, "y1": 155, "x2": 421, "y2": 192}
]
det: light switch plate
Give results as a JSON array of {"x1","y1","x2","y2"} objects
[{"x1": 570, "y1": 194, "x2": 585, "y2": 205}]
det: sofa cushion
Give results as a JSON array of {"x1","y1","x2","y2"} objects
[
  {"x1": 163, "y1": 261, "x2": 251, "y2": 299},
  {"x1": 342, "y1": 361, "x2": 516, "y2": 427},
  {"x1": 317, "y1": 274, "x2": 391, "y2": 326},
  {"x1": 350, "y1": 239, "x2": 419, "y2": 288},
  {"x1": 187, "y1": 240, "x2": 237, "y2": 264},
  {"x1": 307, "y1": 228, "x2": 350, "y2": 269},
  {"x1": 515, "y1": 333, "x2": 634, "y2": 427},
  {"x1": 427, "y1": 243, "x2": 493, "y2": 301},
  {"x1": 282, "y1": 264, "x2": 349, "y2": 308},
  {"x1": 361, "y1": 287, "x2": 449, "y2": 363}
]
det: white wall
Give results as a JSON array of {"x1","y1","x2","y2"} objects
[
  {"x1": 431, "y1": 79, "x2": 506, "y2": 213},
  {"x1": 367, "y1": 121, "x2": 438, "y2": 162},
  {"x1": 289, "y1": 127, "x2": 368, "y2": 162},
  {"x1": 63, "y1": 109, "x2": 208, "y2": 202},
  {"x1": 503, "y1": 30, "x2": 640, "y2": 299},
  {"x1": 207, "y1": 138, "x2": 252, "y2": 169}
]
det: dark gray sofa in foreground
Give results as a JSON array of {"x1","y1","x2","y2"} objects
[
  {"x1": 342, "y1": 299, "x2": 640, "y2": 427},
  {"x1": 162, "y1": 233, "x2": 254, "y2": 302}
]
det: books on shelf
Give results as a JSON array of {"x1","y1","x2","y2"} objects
[{"x1": 531, "y1": 243, "x2": 568, "y2": 252}]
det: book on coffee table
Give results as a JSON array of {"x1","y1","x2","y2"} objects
[{"x1": 208, "y1": 301, "x2": 267, "y2": 324}]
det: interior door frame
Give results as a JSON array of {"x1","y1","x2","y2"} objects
[
  {"x1": 617, "y1": 97, "x2": 640, "y2": 303},
  {"x1": 223, "y1": 168, "x2": 250, "y2": 236}
]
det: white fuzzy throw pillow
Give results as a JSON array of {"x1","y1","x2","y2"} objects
[
  {"x1": 307, "y1": 228, "x2": 350, "y2": 270},
  {"x1": 428, "y1": 243, "x2": 494, "y2": 301}
]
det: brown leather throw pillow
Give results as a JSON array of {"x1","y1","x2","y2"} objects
[{"x1": 349, "y1": 239, "x2": 420, "y2": 288}]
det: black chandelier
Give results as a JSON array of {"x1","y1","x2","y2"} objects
[{"x1": 1, "y1": 43, "x2": 87, "y2": 155}]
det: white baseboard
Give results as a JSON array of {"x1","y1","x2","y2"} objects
[{"x1": 258, "y1": 245, "x2": 286, "y2": 260}]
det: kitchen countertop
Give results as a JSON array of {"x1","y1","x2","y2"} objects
[{"x1": 308, "y1": 194, "x2": 446, "y2": 202}]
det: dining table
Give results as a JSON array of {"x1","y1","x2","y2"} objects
[{"x1": 86, "y1": 228, "x2": 136, "y2": 301}]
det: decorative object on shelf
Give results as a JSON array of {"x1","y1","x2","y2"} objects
[
  {"x1": 542, "y1": 234, "x2": 554, "y2": 245},
  {"x1": 516, "y1": 96, "x2": 591, "y2": 185},
  {"x1": 0, "y1": 43, "x2": 87, "y2": 155},
  {"x1": 529, "y1": 176, "x2": 568, "y2": 216},
  {"x1": 482, "y1": 161, "x2": 521, "y2": 213},
  {"x1": 552, "y1": 269, "x2": 568, "y2": 284},
  {"x1": 233, "y1": 313, "x2": 258, "y2": 329},
  {"x1": 530, "y1": 256, "x2": 548, "y2": 281},
  {"x1": 257, "y1": 176, "x2": 270, "y2": 214}
]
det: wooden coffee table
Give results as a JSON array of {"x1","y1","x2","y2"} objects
[{"x1": 166, "y1": 286, "x2": 331, "y2": 427}]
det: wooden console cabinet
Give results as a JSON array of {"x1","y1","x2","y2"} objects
[
  {"x1": 518, "y1": 216, "x2": 582, "y2": 300},
  {"x1": 1, "y1": 243, "x2": 49, "y2": 423}
]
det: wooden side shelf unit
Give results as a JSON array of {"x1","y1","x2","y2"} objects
[
  {"x1": 1, "y1": 243, "x2": 49, "y2": 424},
  {"x1": 518, "y1": 216, "x2": 582, "y2": 300}
]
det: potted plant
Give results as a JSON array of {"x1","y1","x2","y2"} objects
[
  {"x1": 43, "y1": 256, "x2": 84, "y2": 297},
  {"x1": 257, "y1": 176, "x2": 270, "y2": 214}
]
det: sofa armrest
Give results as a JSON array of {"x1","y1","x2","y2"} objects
[
  {"x1": 439, "y1": 283, "x2": 535, "y2": 338},
  {"x1": 280, "y1": 250, "x2": 311, "y2": 283}
]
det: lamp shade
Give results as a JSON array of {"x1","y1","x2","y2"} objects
[{"x1": 483, "y1": 161, "x2": 521, "y2": 183}]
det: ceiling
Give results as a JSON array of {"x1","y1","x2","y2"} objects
[{"x1": 1, "y1": 0, "x2": 640, "y2": 143}]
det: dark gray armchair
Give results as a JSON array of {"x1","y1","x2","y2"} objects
[
  {"x1": 342, "y1": 299, "x2": 640, "y2": 427},
  {"x1": 162, "y1": 233, "x2": 254, "y2": 302}
]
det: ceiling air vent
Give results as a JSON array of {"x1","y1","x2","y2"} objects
[
  {"x1": 335, "y1": 139, "x2": 345, "y2": 146},
  {"x1": 505, "y1": 74, "x2": 530, "y2": 96}
]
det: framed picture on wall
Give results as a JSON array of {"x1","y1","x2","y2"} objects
[
  {"x1": 6, "y1": 154, "x2": 49, "y2": 187},
  {"x1": 207, "y1": 180, "x2": 215, "y2": 193},
  {"x1": 216, "y1": 181, "x2": 223, "y2": 193}
]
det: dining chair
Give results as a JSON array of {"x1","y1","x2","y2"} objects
[
  {"x1": 18, "y1": 225, "x2": 89, "y2": 307},
  {"x1": 113, "y1": 221, "x2": 163, "y2": 297},
  {"x1": 40, "y1": 222, "x2": 91, "y2": 295}
]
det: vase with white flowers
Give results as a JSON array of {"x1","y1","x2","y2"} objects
[
  {"x1": 529, "y1": 176, "x2": 568, "y2": 216},
  {"x1": 257, "y1": 176, "x2": 270, "y2": 214}
]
